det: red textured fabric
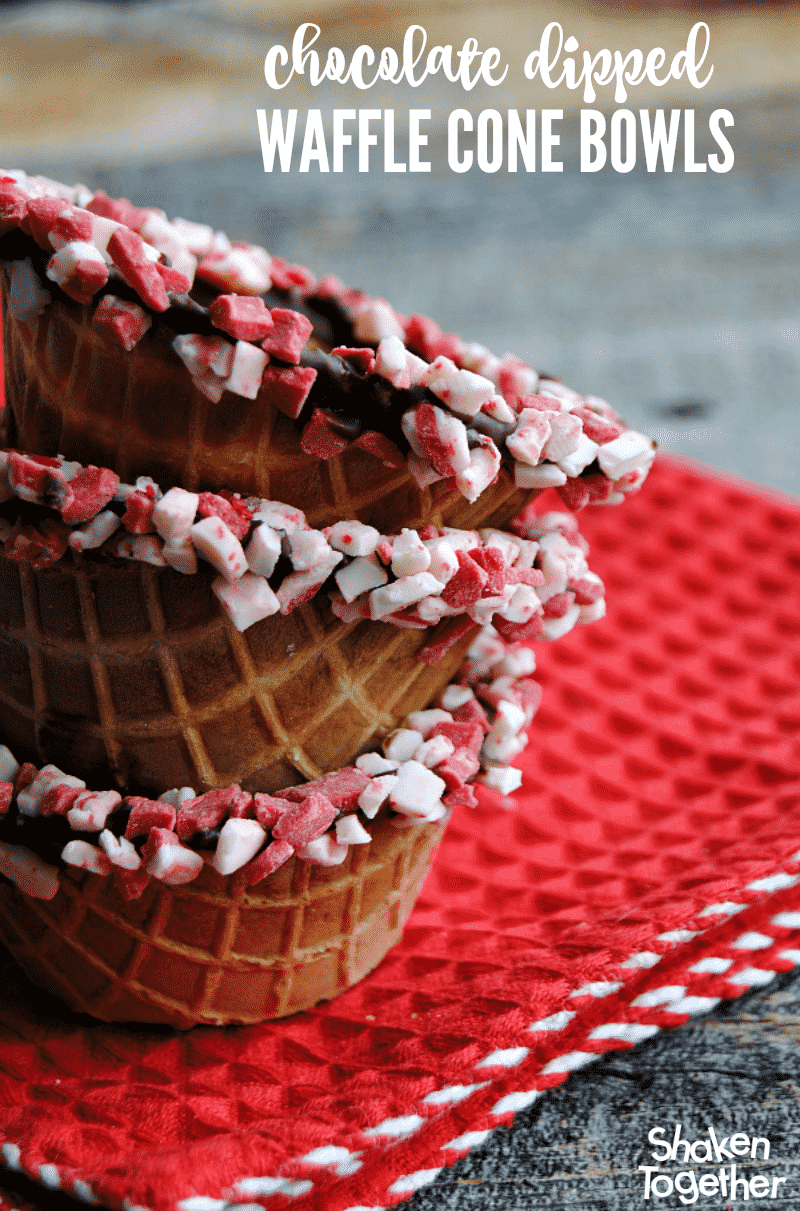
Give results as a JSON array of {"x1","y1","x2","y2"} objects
[{"x1": 0, "y1": 455, "x2": 800, "y2": 1211}]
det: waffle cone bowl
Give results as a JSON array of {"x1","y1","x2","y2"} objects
[
  {"x1": 0, "y1": 171, "x2": 654, "y2": 1027},
  {"x1": 0, "y1": 809, "x2": 444, "y2": 1028}
]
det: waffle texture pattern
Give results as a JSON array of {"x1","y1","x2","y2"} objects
[{"x1": 0, "y1": 455, "x2": 799, "y2": 1211}]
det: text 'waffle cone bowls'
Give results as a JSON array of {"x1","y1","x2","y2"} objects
[{"x1": 0, "y1": 170, "x2": 655, "y2": 1027}]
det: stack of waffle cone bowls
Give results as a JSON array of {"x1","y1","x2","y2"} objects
[{"x1": 0, "y1": 170, "x2": 655, "y2": 1027}]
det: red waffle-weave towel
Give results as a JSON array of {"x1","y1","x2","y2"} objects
[{"x1": 0, "y1": 455, "x2": 799, "y2": 1211}]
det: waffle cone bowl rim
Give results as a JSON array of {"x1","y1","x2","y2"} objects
[{"x1": 0, "y1": 809, "x2": 448, "y2": 1028}]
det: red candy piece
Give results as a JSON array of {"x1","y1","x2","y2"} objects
[
  {"x1": 86, "y1": 191, "x2": 149, "y2": 230},
  {"x1": 506, "y1": 566, "x2": 545, "y2": 587},
  {"x1": 155, "y1": 262, "x2": 191, "y2": 294},
  {"x1": 415, "y1": 402, "x2": 460, "y2": 476},
  {"x1": 7, "y1": 451, "x2": 71, "y2": 509},
  {"x1": 197, "y1": 492, "x2": 253, "y2": 541},
  {"x1": 418, "y1": 616, "x2": 478, "y2": 665},
  {"x1": 418, "y1": 525, "x2": 439, "y2": 541},
  {"x1": 568, "y1": 576, "x2": 604, "y2": 605},
  {"x1": 122, "y1": 490, "x2": 156, "y2": 534},
  {"x1": 430, "y1": 720, "x2": 484, "y2": 754},
  {"x1": 14, "y1": 764, "x2": 37, "y2": 794},
  {"x1": 441, "y1": 550, "x2": 488, "y2": 608},
  {"x1": 452, "y1": 696, "x2": 491, "y2": 733},
  {"x1": 0, "y1": 180, "x2": 29, "y2": 235},
  {"x1": 331, "y1": 347, "x2": 376, "y2": 374},
  {"x1": 253, "y1": 793, "x2": 290, "y2": 830},
  {"x1": 436, "y1": 747, "x2": 481, "y2": 791},
  {"x1": 583, "y1": 473, "x2": 615, "y2": 504},
  {"x1": 24, "y1": 197, "x2": 67, "y2": 248},
  {"x1": 556, "y1": 478, "x2": 592, "y2": 512},
  {"x1": 542, "y1": 591, "x2": 576, "y2": 619},
  {"x1": 404, "y1": 313, "x2": 442, "y2": 360},
  {"x1": 5, "y1": 517, "x2": 69, "y2": 570},
  {"x1": 107, "y1": 227, "x2": 169, "y2": 312},
  {"x1": 245, "y1": 839, "x2": 294, "y2": 885},
  {"x1": 50, "y1": 206, "x2": 94, "y2": 247},
  {"x1": 52, "y1": 248, "x2": 110, "y2": 307},
  {"x1": 0, "y1": 784, "x2": 13, "y2": 815},
  {"x1": 176, "y1": 785, "x2": 253, "y2": 840},
  {"x1": 272, "y1": 792, "x2": 337, "y2": 848},
  {"x1": 261, "y1": 364, "x2": 317, "y2": 419},
  {"x1": 572, "y1": 405, "x2": 625, "y2": 444},
  {"x1": 443, "y1": 784, "x2": 478, "y2": 810},
  {"x1": 124, "y1": 798, "x2": 176, "y2": 840},
  {"x1": 39, "y1": 783, "x2": 83, "y2": 816},
  {"x1": 300, "y1": 408, "x2": 352, "y2": 460},
  {"x1": 261, "y1": 309, "x2": 313, "y2": 364},
  {"x1": 268, "y1": 256, "x2": 315, "y2": 291},
  {"x1": 60, "y1": 465, "x2": 120, "y2": 525},
  {"x1": 469, "y1": 546, "x2": 508, "y2": 597},
  {"x1": 276, "y1": 767, "x2": 369, "y2": 812},
  {"x1": 493, "y1": 614, "x2": 546, "y2": 644},
  {"x1": 93, "y1": 295, "x2": 152, "y2": 352},
  {"x1": 354, "y1": 431, "x2": 405, "y2": 468},
  {"x1": 209, "y1": 294, "x2": 273, "y2": 342}
]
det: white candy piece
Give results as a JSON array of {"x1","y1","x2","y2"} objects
[
  {"x1": 369, "y1": 572, "x2": 445, "y2": 620},
  {"x1": 515, "y1": 462, "x2": 567, "y2": 488},
  {"x1": 415, "y1": 595, "x2": 459, "y2": 624},
  {"x1": 404, "y1": 349, "x2": 429, "y2": 386},
  {"x1": 252, "y1": 501, "x2": 305, "y2": 535},
  {"x1": 579, "y1": 598, "x2": 607, "y2": 624},
  {"x1": 357, "y1": 773, "x2": 398, "y2": 818},
  {"x1": 295, "y1": 833, "x2": 349, "y2": 866},
  {"x1": 190, "y1": 515, "x2": 247, "y2": 581},
  {"x1": 355, "y1": 753, "x2": 399, "y2": 776},
  {"x1": 335, "y1": 815, "x2": 372, "y2": 845},
  {"x1": 327, "y1": 520, "x2": 380, "y2": 557},
  {"x1": 173, "y1": 332, "x2": 234, "y2": 380},
  {"x1": 558, "y1": 432, "x2": 600, "y2": 478},
  {"x1": 496, "y1": 584, "x2": 541, "y2": 624},
  {"x1": 158, "y1": 787, "x2": 196, "y2": 808},
  {"x1": 455, "y1": 442, "x2": 501, "y2": 503},
  {"x1": 507, "y1": 409, "x2": 552, "y2": 466},
  {"x1": 375, "y1": 335, "x2": 411, "y2": 389},
  {"x1": 99, "y1": 830, "x2": 142, "y2": 870},
  {"x1": 68, "y1": 509, "x2": 120, "y2": 552},
  {"x1": 407, "y1": 452, "x2": 446, "y2": 490},
  {"x1": 497, "y1": 647, "x2": 537, "y2": 677},
  {"x1": 213, "y1": 572, "x2": 280, "y2": 631},
  {"x1": 391, "y1": 529, "x2": 431, "y2": 578},
  {"x1": 61, "y1": 840, "x2": 113, "y2": 876},
  {"x1": 482, "y1": 733, "x2": 528, "y2": 763},
  {"x1": 439, "y1": 685, "x2": 474, "y2": 711},
  {"x1": 489, "y1": 700, "x2": 528, "y2": 742},
  {"x1": 400, "y1": 409, "x2": 426, "y2": 457},
  {"x1": 384, "y1": 729, "x2": 424, "y2": 762},
  {"x1": 414, "y1": 735, "x2": 455, "y2": 769},
  {"x1": 276, "y1": 551, "x2": 342, "y2": 613},
  {"x1": 163, "y1": 539, "x2": 199, "y2": 575},
  {"x1": 335, "y1": 554, "x2": 388, "y2": 604},
  {"x1": 0, "y1": 745, "x2": 21, "y2": 783},
  {"x1": 479, "y1": 766, "x2": 523, "y2": 795},
  {"x1": 118, "y1": 534, "x2": 167, "y2": 567},
  {"x1": 352, "y1": 298, "x2": 404, "y2": 343},
  {"x1": 497, "y1": 355, "x2": 538, "y2": 397},
  {"x1": 171, "y1": 216, "x2": 217, "y2": 256},
  {"x1": 153, "y1": 487, "x2": 200, "y2": 544},
  {"x1": 67, "y1": 790, "x2": 121, "y2": 832},
  {"x1": 223, "y1": 340, "x2": 269, "y2": 400},
  {"x1": 145, "y1": 838, "x2": 204, "y2": 885},
  {"x1": 0, "y1": 842, "x2": 59, "y2": 900},
  {"x1": 541, "y1": 603, "x2": 581, "y2": 640},
  {"x1": 541, "y1": 412, "x2": 582, "y2": 462},
  {"x1": 245, "y1": 523, "x2": 282, "y2": 578},
  {"x1": 406, "y1": 709, "x2": 453, "y2": 737},
  {"x1": 425, "y1": 359, "x2": 494, "y2": 417},
  {"x1": 45, "y1": 240, "x2": 106, "y2": 288},
  {"x1": 213, "y1": 818, "x2": 267, "y2": 875},
  {"x1": 289, "y1": 528, "x2": 333, "y2": 571},
  {"x1": 424, "y1": 537, "x2": 459, "y2": 584},
  {"x1": 17, "y1": 767, "x2": 85, "y2": 817},
  {"x1": 389, "y1": 760, "x2": 446, "y2": 816},
  {"x1": 199, "y1": 247, "x2": 272, "y2": 294},
  {"x1": 597, "y1": 431, "x2": 656, "y2": 479}
]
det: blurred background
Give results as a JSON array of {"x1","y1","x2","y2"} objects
[
  {"x1": 1, "y1": 0, "x2": 800, "y2": 496},
  {"x1": 1, "y1": 5, "x2": 800, "y2": 1210}
]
